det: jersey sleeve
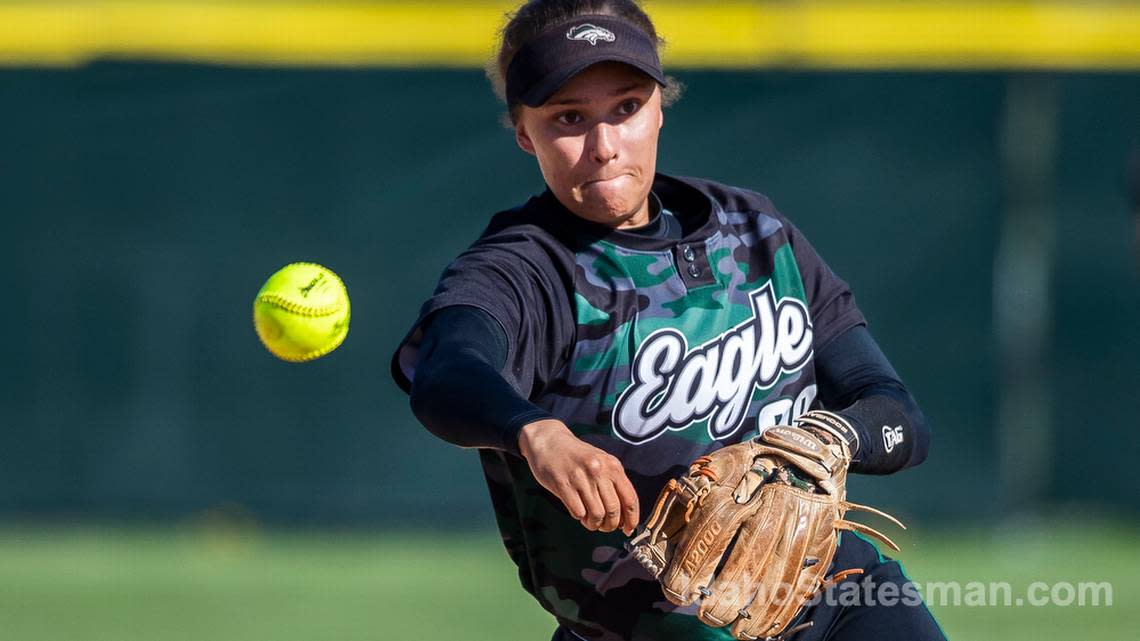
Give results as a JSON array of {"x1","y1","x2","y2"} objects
[
  {"x1": 780, "y1": 216, "x2": 866, "y2": 351},
  {"x1": 391, "y1": 227, "x2": 575, "y2": 401}
]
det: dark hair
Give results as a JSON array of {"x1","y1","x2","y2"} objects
[{"x1": 488, "y1": 0, "x2": 683, "y2": 125}]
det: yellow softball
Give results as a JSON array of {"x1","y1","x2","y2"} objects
[{"x1": 253, "y1": 262, "x2": 350, "y2": 362}]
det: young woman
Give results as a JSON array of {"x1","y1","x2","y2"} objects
[{"x1": 391, "y1": 2, "x2": 946, "y2": 639}]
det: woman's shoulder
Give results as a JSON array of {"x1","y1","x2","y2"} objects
[
  {"x1": 442, "y1": 195, "x2": 578, "y2": 280},
  {"x1": 661, "y1": 173, "x2": 793, "y2": 227},
  {"x1": 474, "y1": 191, "x2": 576, "y2": 243}
]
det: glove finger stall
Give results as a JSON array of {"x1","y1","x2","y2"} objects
[
  {"x1": 659, "y1": 485, "x2": 760, "y2": 605},
  {"x1": 696, "y1": 488, "x2": 784, "y2": 627},
  {"x1": 733, "y1": 487, "x2": 840, "y2": 640}
]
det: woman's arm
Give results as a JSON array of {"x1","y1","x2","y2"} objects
[
  {"x1": 409, "y1": 305, "x2": 552, "y2": 452},
  {"x1": 814, "y1": 325, "x2": 931, "y2": 474},
  {"x1": 409, "y1": 305, "x2": 640, "y2": 534}
]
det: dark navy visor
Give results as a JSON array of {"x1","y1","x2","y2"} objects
[{"x1": 505, "y1": 15, "x2": 667, "y2": 108}]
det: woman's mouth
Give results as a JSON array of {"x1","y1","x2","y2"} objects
[{"x1": 583, "y1": 174, "x2": 629, "y2": 187}]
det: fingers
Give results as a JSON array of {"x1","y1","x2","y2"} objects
[
  {"x1": 572, "y1": 469, "x2": 606, "y2": 531},
  {"x1": 574, "y1": 456, "x2": 638, "y2": 531},
  {"x1": 595, "y1": 477, "x2": 623, "y2": 533},
  {"x1": 557, "y1": 478, "x2": 588, "y2": 521},
  {"x1": 611, "y1": 473, "x2": 641, "y2": 535}
]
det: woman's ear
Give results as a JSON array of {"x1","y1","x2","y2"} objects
[{"x1": 515, "y1": 122, "x2": 536, "y2": 156}]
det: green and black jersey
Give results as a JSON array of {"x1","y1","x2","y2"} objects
[{"x1": 395, "y1": 174, "x2": 885, "y2": 640}]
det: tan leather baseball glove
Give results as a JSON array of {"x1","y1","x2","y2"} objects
[{"x1": 628, "y1": 410, "x2": 904, "y2": 641}]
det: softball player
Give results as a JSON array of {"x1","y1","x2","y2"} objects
[{"x1": 392, "y1": 2, "x2": 946, "y2": 639}]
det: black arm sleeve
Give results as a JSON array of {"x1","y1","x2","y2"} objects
[
  {"x1": 815, "y1": 325, "x2": 930, "y2": 474},
  {"x1": 780, "y1": 215, "x2": 866, "y2": 352},
  {"x1": 408, "y1": 305, "x2": 554, "y2": 455}
]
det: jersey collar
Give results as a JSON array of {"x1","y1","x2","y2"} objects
[{"x1": 530, "y1": 173, "x2": 722, "y2": 251}]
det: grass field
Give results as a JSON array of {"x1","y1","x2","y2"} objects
[{"x1": 0, "y1": 520, "x2": 1135, "y2": 641}]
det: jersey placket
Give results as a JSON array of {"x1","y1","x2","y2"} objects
[{"x1": 672, "y1": 240, "x2": 718, "y2": 290}]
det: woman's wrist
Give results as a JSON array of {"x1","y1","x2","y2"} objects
[{"x1": 517, "y1": 418, "x2": 572, "y2": 460}]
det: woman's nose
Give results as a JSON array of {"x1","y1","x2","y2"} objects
[{"x1": 587, "y1": 123, "x2": 619, "y2": 164}]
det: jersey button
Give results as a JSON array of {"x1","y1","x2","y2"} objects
[
  {"x1": 681, "y1": 245, "x2": 696, "y2": 262},
  {"x1": 687, "y1": 264, "x2": 701, "y2": 278}
]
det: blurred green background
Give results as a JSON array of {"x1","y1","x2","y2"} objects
[{"x1": 1, "y1": 2, "x2": 1139, "y2": 640}]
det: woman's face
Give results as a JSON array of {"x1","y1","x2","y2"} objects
[{"x1": 515, "y1": 62, "x2": 664, "y2": 229}]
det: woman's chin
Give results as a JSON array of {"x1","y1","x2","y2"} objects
[
  {"x1": 574, "y1": 183, "x2": 645, "y2": 225},
  {"x1": 576, "y1": 200, "x2": 638, "y2": 226}
]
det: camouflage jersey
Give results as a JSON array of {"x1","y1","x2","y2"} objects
[{"x1": 393, "y1": 174, "x2": 867, "y2": 641}]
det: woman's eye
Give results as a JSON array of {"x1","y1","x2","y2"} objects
[
  {"x1": 556, "y1": 111, "x2": 583, "y2": 125},
  {"x1": 618, "y1": 99, "x2": 641, "y2": 115}
]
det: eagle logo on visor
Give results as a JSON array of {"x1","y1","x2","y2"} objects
[{"x1": 566, "y1": 24, "x2": 616, "y2": 46}]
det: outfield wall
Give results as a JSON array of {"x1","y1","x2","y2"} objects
[{"x1": 1, "y1": 64, "x2": 1137, "y2": 525}]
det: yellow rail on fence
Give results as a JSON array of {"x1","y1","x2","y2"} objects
[{"x1": 0, "y1": 1, "x2": 1138, "y2": 69}]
